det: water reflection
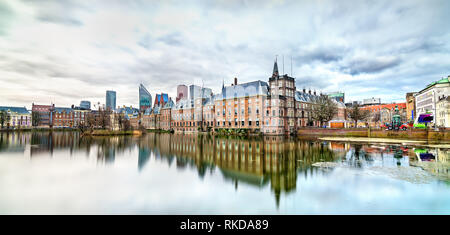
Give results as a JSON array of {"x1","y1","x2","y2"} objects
[{"x1": 0, "y1": 131, "x2": 449, "y2": 213}]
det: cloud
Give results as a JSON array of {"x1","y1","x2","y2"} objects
[
  {"x1": 340, "y1": 55, "x2": 402, "y2": 75},
  {"x1": 0, "y1": 0, "x2": 449, "y2": 108}
]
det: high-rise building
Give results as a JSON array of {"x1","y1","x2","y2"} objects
[
  {"x1": 106, "y1": 90, "x2": 116, "y2": 111},
  {"x1": 139, "y1": 84, "x2": 152, "y2": 112},
  {"x1": 80, "y1": 101, "x2": 91, "y2": 110},
  {"x1": 189, "y1": 85, "x2": 202, "y2": 100},
  {"x1": 327, "y1": 92, "x2": 345, "y2": 103},
  {"x1": 176, "y1": 85, "x2": 188, "y2": 103},
  {"x1": 363, "y1": 97, "x2": 381, "y2": 106}
]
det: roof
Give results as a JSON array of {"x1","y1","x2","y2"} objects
[
  {"x1": 117, "y1": 106, "x2": 139, "y2": 116},
  {"x1": 419, "y1": 76, "x2": 450, "y2": 93},
  {"x1": 437, "y1": 77, "x2": 449, "y2": 84},
  {"x1": 295, "y1": 91, "x2": 321, "y2": 103},
  {"x1": 54, "y1": 107, "x2": 73, "y2": 113},
  {"x1": 0, "y1": 106, "x2": 30, "y2": 114},
  {"x1": 162, "y1": 93, "x2": 168, "y2": 103},
  {"x1": 174, "y1": 98, "x2": 194, "y2": 110},
  {"x1": 163, "y1": 99, "x2": 174, "y2": 109},
  {"x1": 216, "y1": 80, "x2": 269, "y2": 100}
]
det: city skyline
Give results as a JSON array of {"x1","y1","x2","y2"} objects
[{"x1": 1, "y1": 0, "x2": 449, "y2": 109}]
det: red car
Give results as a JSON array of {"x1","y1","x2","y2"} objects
[
  {"x1": 399, "y1": 124, "x2": 409, "y2": 130},
  {"x1": 380, "y1": 123, "x2": 390, "y2": 129}
]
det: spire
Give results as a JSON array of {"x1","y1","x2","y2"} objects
[
  {"x1": 222, "y1": 79, "x2": 225, "y2": 91},
  {"x1": 272, "y1": 56, "x2": 279, "y2": 78}
]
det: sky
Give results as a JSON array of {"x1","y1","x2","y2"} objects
[{"x1": 0, "y1": 0, "x2": 449, "y2": 109}]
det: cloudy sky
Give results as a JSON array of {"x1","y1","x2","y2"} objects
[{"x1": 0, "y1": 0, "x2": 449, "y2": 109}]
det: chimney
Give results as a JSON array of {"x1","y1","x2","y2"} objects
[
  {"x1": 314, "y1": 90, "x2": 316, "y2": 96},
  {"x1": 234, "y1": 77, "x2": 237, "y2": 86},
  {"x1": 309, "y1": 89, "x2": 311, "y2": 94},
  {"x1": 303, "y1": 88, "x2": 306, "y2": 93}
]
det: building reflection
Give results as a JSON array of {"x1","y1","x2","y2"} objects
[
  {"x1": 1, "y1": 131, "x2": 449, "y2": 204},
  {"x1": 137, "y1": 134, "x2": 342, "y2": 205}
]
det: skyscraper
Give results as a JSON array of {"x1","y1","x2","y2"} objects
[
  {"x1": 106, "y1": 90, "x2": 116, "y2": 111},
  {"x1": 139, "y1": 84, "x2": 152, "y2": 112},
  {"x1": 176, "y1": 85, "x2": 188, "y2": 103},
  {"x1": 80, "y1": 100, "x2": 91, "y2": 110}
]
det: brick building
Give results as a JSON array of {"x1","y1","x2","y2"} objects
[
  {"x1": 139, "y1": 59, "x2": 344, "y2": 135},
  {"x1": 32, "y1": 103, "x2": 55, "y2": 127}
]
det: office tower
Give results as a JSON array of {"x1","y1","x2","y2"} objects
[{"x1": 106, "y1": 90, "x2": 116, "y2": 111}]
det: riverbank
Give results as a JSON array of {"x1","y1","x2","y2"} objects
[
  {"x1": 318, "y1": 137, "x2": 450, "y2": 148},
  {"x1": 298, "y1": 127, "x2": 450, "y2": 141},
  {"x1": 0, "y1": 127, "x2": 79, "y2": 132},
  {"x1": 82, "y1": 130, "x2": 142, "y2": 136}
]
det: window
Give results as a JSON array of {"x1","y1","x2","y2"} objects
[
  {"x1": 249, "y1": 121, "x2": 252, "y2": 126},
  {"x1": 241, "y1": 121, "x2": 244, "y2": 126}
]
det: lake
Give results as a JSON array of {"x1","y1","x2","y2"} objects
[{"x1": 0, "y1": 131, "x2": 449, "y2": 214}]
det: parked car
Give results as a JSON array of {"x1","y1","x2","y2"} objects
[
  {"x1": 399, "y1": 123, "x2": 409, "y2": 130},
  {"x1": 380, "y1": 123, "x2": 389, "y2": 130}
]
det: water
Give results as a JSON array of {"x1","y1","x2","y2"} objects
[{"x1": 0, "y1": 132, "x2": 449, "y2": 214}]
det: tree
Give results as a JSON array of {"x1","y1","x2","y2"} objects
[
  {"x1": 311, "y1": 96, "x2": 338, "y2": 127},
  {"x1": 0, "y1": 111, "x2": 10, "y2": 128},
  {"x1": 32, "y1": 111, "x2": 41, "y2": 127},
  {"x1": 85, "y1": 112, "x2": 96, "y2": 129},
  {"x1": 371, "y1": 112, "x2": 381, "y2": 126},
  {"x1": 98, "y1": 107, "x2": 111, "y2": 129},
  {"x1": 123, "y1": 119, "x2": 131, "y2": 131},
  {"x1": 347, "y1": 104, "x2": 371, "y2": 127}
]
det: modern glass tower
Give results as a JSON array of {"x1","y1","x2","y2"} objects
[
  {"x1": 139, "y1": 84, "x2": 152, "y2": 112},
  {"x1": 106, "y1": 90, "x2": 116, "y2": 111},
  {"x1": 80, "y1": 100, "x2": 91, "y2": 110}
]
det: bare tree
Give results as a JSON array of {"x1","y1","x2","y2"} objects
[
  {"x1": 123, "y1": 119, "x2": 131, "y2": 131},
  {"x1": 31, "y1": 111, "x2": 41, "y2": 127},
  {"x1": 85, "y1": 112, "x2": 96, "y2": 129},
  {"x1": 98, "y1": 107, "x2": 111, "y2": 129},
  {"x1": 0, "y1": 111, "x2": 10, "y2": 129},
  {"x1": 311, "y1": 96, "x2": 338, "y2": 127},
  {"x1": 347, "y1": 104, "x2": 371, "y2": 127}
]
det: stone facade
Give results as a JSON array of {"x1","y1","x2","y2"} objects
[
  {"x1": 0, "y1": 106, "x2": 32, "y2": 128},
  {"x1": 436, "y1": 96, "x2": 450, "y2": 128},
  {"x1": 415, "y1": 76, "x2": 450, "y2": 124}
]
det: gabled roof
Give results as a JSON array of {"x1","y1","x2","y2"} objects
[
  {"x1": 163, "y1": 99, "x2": 174, "y2": 109},
  {"x1": 217, "y1": 80, "x2": 269, "y2": 100},
  {"x1": 295, "y1": 91, "x2": 320, "y2": 103},
  {"x1": 117, "y1": 106, "x2": 139, "y2": 116}
]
